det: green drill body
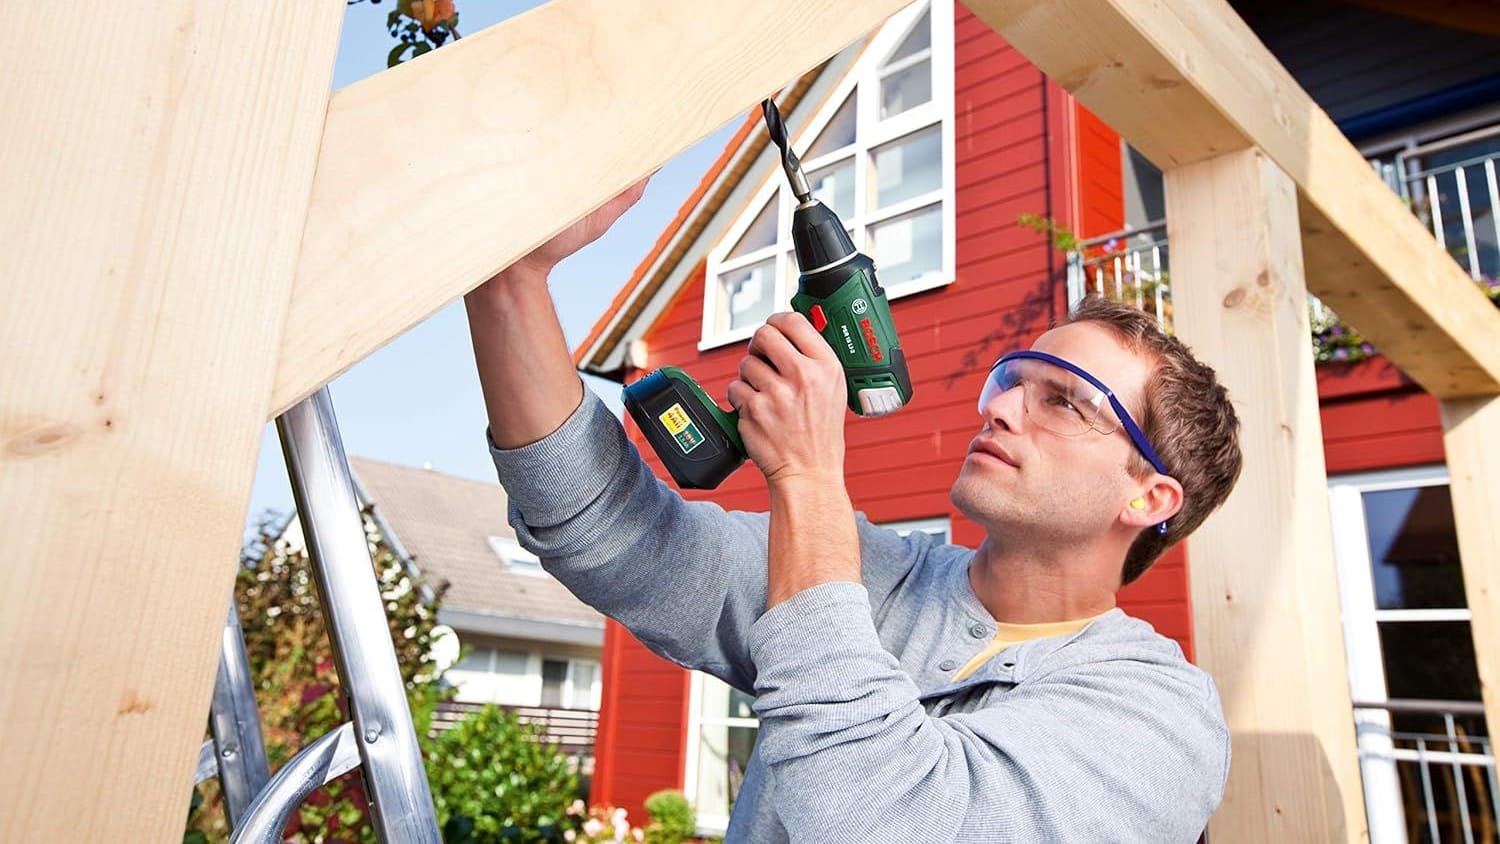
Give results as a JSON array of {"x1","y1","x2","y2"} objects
[{"x1": 622, "y1": 100, "x2": 913, "y2": 490}]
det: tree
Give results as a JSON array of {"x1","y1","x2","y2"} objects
[{"x1": 347, "y1": 0, "x2": 462, "y2": 67}]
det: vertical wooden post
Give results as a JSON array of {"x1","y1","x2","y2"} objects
[
  {"x1": 0, "y1": 3, "x2": 342, "y2": 839},
  {"x1": 1440, "y1": 397, "x2": 1500, "y2": 754},
  {"x1": 1165, "y1": 148, "x2": 1366, "y2": 841}
]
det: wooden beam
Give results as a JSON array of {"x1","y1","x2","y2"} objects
[
  {"x1": 962, "y1": 0, "x2": 1500, "y2": 398},
  {"x1": 1335, "y1": 0, "x2": 1500, "y2": 39},
  {"x1": 0, "y1": 3, "x2": 342, "y2": 840},
  {"x1": 1440, "y1": 395, "x2": 1500, "y2": 764},
  {"x1": 267, "y1": 0, "x2": 912, "y2": 418},
  {"x1": 1166, "y1": 149, "x2": 1366, "y2": 842}
]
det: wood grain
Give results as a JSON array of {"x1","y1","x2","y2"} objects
[
  {"x1": 1166, "y1": 149, "x2": 1366, "y2": 842},
  {"x1": 1440, "y1": 395, "x2": 1500, "y2": 783},
  {"x1": 0, "y1": 2, "x2": 343, "y2": 839}
]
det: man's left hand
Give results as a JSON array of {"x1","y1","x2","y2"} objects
[{"x1": 726, "y1": 312, "x2": 848, "y2": 487}]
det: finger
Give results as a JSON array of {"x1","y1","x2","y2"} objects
[
  {"x1": 747, "y1": 320, "x2": 802, "y2": 375},
  {"x1": 618, "y1": 174, "x2": 651, "y2": 206},
  {"x1": 726, "y1": 379, "x2": 753, "y2": 410},
  {"x1": 599, "y1": 177, "x2": 650, "y2": 221},
  {"x1": 738, "y1": 353, "x2": 780, "y2": 394},
  {"x1": 770, "y1": 311, "x2": 839, "y2": 362}
]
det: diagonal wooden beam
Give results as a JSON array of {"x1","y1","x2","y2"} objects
[
  {"x1": 963, "y1": 0, "x2": 1500, "y2": 399},
  {"x1": 0, "y1": 2, "x2": 343, "y2": 839},
  {"x1": 267, "y1": 0, "x2": 912, "y2": 419}
]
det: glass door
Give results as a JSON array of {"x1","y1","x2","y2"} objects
[{"x1": 1329, "y1": 467, "x2": 1495, "y2": 843}]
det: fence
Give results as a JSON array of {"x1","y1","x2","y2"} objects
[{"x1": 431, "y1": 702, "x2": 599, "y2": 759}]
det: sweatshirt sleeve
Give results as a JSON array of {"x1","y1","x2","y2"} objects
[
  {"x1": 487, "y1": 390, "x2": 925, "y2": 692},
  {"x1": 748, "y1": 582, "x2": 1229, "y2": 842}
]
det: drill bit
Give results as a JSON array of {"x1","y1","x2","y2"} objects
[{"x1": 761, "y1": 99, "x2": 812, "y2": 203}]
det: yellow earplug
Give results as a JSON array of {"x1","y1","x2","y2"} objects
[{"x1": 1130, "y1": 498, "x2": 1147, "y2": 510}]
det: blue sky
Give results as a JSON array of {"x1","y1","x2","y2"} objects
[{"x1": 244, "y1": 1, "x2": 738, "y2": 530}]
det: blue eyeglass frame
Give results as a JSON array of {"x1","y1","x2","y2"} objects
[{"x1": 990, "y1": 350, "x2": 1171, "y2": 536}]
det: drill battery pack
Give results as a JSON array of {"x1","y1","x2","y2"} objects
[{"x1": 622, "y1": 367, "x2": 745, "y2": 490}]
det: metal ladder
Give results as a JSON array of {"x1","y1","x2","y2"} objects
[{"x1": 192, "y1": 387, "x2": 442, "y2": 843}]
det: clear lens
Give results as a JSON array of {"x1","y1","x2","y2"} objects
[{"x1": 977, "y1": 357, "x2": 1119, "y2": 436}]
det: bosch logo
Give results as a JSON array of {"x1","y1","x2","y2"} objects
[
  {"x1": 859, "y1": 317, "x2": 884, "y2": 362},
  {"x1": 851, "y1": 298, "x2": 869, "y2": 315}
]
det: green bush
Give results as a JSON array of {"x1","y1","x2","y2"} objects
[
  {"x1": 425, "y1": 705, "x2": 580, "y2": 843},
  {"x1": 642, "y1": 790, "x2": 696, "y2": 844}
]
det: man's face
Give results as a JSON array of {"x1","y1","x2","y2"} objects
[{"x1": 950, "y1": 321, "x2": 1155, "y2": 544}]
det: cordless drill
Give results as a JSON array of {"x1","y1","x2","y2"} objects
[{"x1": 622, "y1": 99, "x2": 913, "y2": 489}]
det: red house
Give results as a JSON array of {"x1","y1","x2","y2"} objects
[{"x1": 572, "y1": 1, "x2": 1498, "y2": 836}]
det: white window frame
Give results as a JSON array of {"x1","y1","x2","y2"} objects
[
  {"x1": 681, "y1": 515, "x2": 952, "y2": 835},
  {"x1": 682, "y1": 672, "x2": 759, "y2": 836},
  {"x1": 700, "y1": 0, "x2": 957, "y2": 351},
  {"x1": 1327, "y1": 463, "x2": 1461, "y2": 841},
  {"x1": 878, "y1": 515, "x2": 952, "y2": 543},
  {"x1": 537, "y1": 655, "x2": 602, "y2": 710},
  {"x1": 564, "y1": 657, "x2": 601, "y2": 710}
]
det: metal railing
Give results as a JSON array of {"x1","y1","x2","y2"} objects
[
  {"x1": 1352, "y1": 699, "x2": 1496, "y2": 844},
  {"x1": 1394, "y1": 141, "x2": 1500, "y2": 283},
  {"x1": 430, "y1": 701, "x2": 599, "y2": 757},
  {"x1": 1065, "y1": 220, "x2": 1171, "y2": 330}
]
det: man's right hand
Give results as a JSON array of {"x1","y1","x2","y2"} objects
[
  {"x1": 466, "y1": 177, "x2": 650, "y2": 449},
  {"x1": 469, "y1": 177, "x2": 650, "y2": 303}
]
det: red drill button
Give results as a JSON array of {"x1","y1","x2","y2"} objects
[{"x1": 810, "y1": 305, "x2": 828, "y2": 331}]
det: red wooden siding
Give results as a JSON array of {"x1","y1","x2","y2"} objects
[
  {"x1": 1074, "y1": 103, "x2": 1125, "y2": 239},
  {"x1": 590, "y1": 621, "x2": 691, "y2": 817},
  {"x1": 1318, "y1": 356, "x2": 1444, "y2": 474}
]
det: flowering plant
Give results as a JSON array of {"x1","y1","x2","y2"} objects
[
  {"x1": 564, "y1": 801, "x2": 644, "y2": 843},
  {"x1": 1309, "y1": 304, "x2": 1375, "y2": 364},
  {"x1": 1481, "y1": 274, "x2": 1500, "y2": 305}
]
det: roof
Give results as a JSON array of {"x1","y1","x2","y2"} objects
[
  {"x1": 571, "y1": 59, "x2": 844, "y2": 379},
  {"x1": 347, "y1": 456, "x2": 604, "y2": 632}
]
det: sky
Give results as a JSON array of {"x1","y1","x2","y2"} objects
[{"x1": 244, "y1": 1, "x2": 739, "y2": 531}]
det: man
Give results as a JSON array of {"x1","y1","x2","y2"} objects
[{"x1": 467, "y1": 180, "x2": 1243, "y2": 842}]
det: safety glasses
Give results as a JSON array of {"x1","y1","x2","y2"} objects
[{"x1": 978, "y1": 350, "x2": 1171, "y2": 535}]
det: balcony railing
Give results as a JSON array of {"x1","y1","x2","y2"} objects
[
  {"x1": 1066, "y1": 126, "x2": 1500, "y2": 360},
  {"x1": 430, "y1": 701, "x2": 598, "y2": 759},
  {"x1": 1353, "y1": 698, "x2": 1496, "y2": 844},
  {"x1": 1065, "y1": 220, "x2": 1171, "y2": 330},
  {"x1": 1391, "y1": 130, "x2": 1500, "y2": 283}
]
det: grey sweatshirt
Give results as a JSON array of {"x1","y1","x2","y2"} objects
[{"x1": 487, "y1": 392, "x2": 1228, "y2": 843}]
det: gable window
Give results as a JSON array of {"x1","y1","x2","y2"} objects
[
  {"x1": 702, "y1": 0, "x2": 956, "y2": 349},
  {"x1": 681, "y1": 515, "x2": 951, "y2": 835}
]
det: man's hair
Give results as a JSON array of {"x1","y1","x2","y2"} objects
[{"x1": 1062, "y1": 296, "x2": 1243, "y2": 585}]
